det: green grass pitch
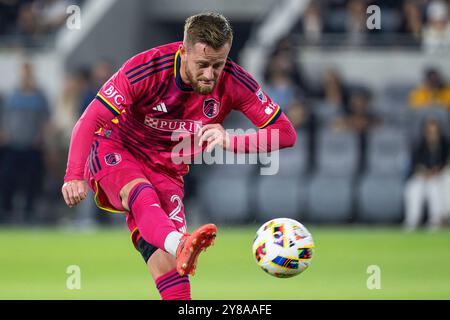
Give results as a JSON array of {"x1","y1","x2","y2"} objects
[{"x1": 0, "y1": 225, "x2": 449, "y2": 299}]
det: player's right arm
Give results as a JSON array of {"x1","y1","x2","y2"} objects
[
  {"x1": 61, "y1": 100, "x2": 116, "y2": 207},
  {"x1": 62, "y1": 61, "x2": 138, "y2": 207}
]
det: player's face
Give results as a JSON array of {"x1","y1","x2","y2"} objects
[{"x1": 181, "y1": 42, "x2": 231, "y2": 95}]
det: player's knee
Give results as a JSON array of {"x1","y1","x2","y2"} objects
[
  {"x1": 136, "y1": 236, "x2": 159, "y2": 264},
  {"x1": 120, "y1": 178, "x2": 150, "y2": 211},
  {"x1": 135, "y1": 237, "x2": 176, "y2": 280}
]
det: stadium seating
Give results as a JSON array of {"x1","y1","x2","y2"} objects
[
  {"x1": 382, "y1": 82, "x2": 414, "y2": 103},
  {"x1": 356, "y1": 174, "x2": 404, "y2": 223},
  {"x1": 198, "y1": 168, "x2": 253, "y2": 223},
  {"x1": 262, "y1": 130, "x2": 309, "y2": 177},
  {"x1": 255, "y1": 175, "x2": 308, "y2": 222},
  {"x1": 312, "y1": 101, "x2": 342, "y2": 127},
  {"x1": 355, "y1": 125, "x2": 407, "y2": 223},
  {"x1": 373, "y1": 83, "x2": 414, "y2": 126},
  {"x1": 366, "y1": 125, "x2": 410, "y2": 176},
  {"x1": 306, "y1": 175, "x2": 354, "y2": 223},
  {"x1": 305, "y1": 128, "x2": 358, "y2": 222},
  {"x1": 192, "y1": 126, "x2": 258, "y2": 223},
  {"x1": 373, "y1": 97, "x2": 411, "y2": 126},
  {"x1": 316, "y1": 128, "x2": 359, "y2": 176},
  {"x1": 254, "y1": 132, "x2": 310, "y2": 222}
]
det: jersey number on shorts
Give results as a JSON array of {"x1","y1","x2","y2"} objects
[
  {"x1": 168, "y1": 195, "x2": 183, "y2": 222},
  {"x1": 168, "y1": 195, "x2": 186, "y2": 233}
]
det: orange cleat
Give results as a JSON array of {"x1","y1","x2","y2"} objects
[{"x1": 176, "y1": 223, "x2": 217, "y2": 276}]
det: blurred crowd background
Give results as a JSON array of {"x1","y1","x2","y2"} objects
[{"x1": 0, "y1": 0, "x2": 449, "y2": 230}]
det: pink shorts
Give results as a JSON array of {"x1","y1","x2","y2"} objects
[{"x1": 84, "y1": 136, "x2": 187, "y2": 248}]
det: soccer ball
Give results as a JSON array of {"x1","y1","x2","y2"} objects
[{"x1": 252, "y1": 218, "x2": 314, "y2": 278}]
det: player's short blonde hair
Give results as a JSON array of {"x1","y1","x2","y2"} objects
[{"x1": 183, "y1": 12, "x2": 233, "y2": 49}]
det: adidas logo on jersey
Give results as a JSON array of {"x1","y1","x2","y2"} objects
[{"x1": 153, "y1": 102, "x2": 168, "y2": 112}]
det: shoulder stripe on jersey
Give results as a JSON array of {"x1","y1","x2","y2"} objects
[
  {"x1": 126, "y1": 57, "x2": 174, "y2": 80},
  {"x1": 125, "y1": 53, "x2": 175, "y2": 76},
  {"x1": 225, "y1": 60, "x2": 259, "y2": 89},
  {"x1": 130, "y1": 64, "x2": 174, "y2": 85},
  {"x1": 224, "y1": 63, "x2": 258, "y2": 91},
  {"x1": 95, "y1": 94, "x2": 120, "y2": 116},
  {"x1": 260, "y1": 105, "x2": 282, "y2": 129},
  {"x1": 223, "y1": 67, "x2": 257, "y2": 92}
]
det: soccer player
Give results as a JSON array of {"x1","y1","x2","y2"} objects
[{"x1": 62, "y1": 12, "x2": 297, "y2": 300}]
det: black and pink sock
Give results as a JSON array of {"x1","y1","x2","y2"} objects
[{"x1": 155, "y1": 269, "x2": 191, "y2": 300}]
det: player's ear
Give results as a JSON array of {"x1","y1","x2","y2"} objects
[{"x1": 180, "y1": 44, "x2": 187, "y2": 60}]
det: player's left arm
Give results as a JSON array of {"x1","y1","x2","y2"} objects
[
  {"x1": 198, "y1": 67, "x2": 296, "y2": 153},
  {"x1": 198, "y1": 112, "x2": 296, "y2": 153}
]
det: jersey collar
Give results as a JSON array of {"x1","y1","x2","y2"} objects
[{"x1": 174, "y1": 50, "x2": 194, "y2": 92}]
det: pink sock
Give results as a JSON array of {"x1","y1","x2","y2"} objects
[
  {"x1": 155, "y1": 269, "x2": 191, "y2": 300},
  {"x1": 128, "y1": 183, "x2": 178, "y2": 251}
]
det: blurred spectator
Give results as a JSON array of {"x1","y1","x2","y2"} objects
[
  {"x1": 287, "y1": 97, "x2": 312, "y2": 130},
  {"x1": 75, "y1": 60, "x2": 116, "y2": 228},
  {"x1": 265, "y1": 38, "x2": 300, "y2": 86},
  {"x1": 0, "y1": 62, "x2": 50, "y2": 224},
  {"x1": 265, "y1": 64, "x2": 297, "y2": 112},
  {"x1": 442, "y1": 151, "x2": 450, "y2": 224},
  {"x1": 42, "y1": 70, "x2": 88, "y2": 223},
  {"x1": 409, "y1": 67, "x2": 450, "y2": 108},
  {"x1": 322, "y1": 68, "x2": 349, "y2": 108},
  {"x1": 1, "y1": 0, "x2": 79, "y2": 48},
  {"x1": 422, "y1": 0, "x2": 450, "y2": 53},
  {"x1": 333, "y1": 86, "x2": 380, "y2": 131},
  {"x1": 32, "y1": 0, "x2": 70, "y2": 35},
  {"x1": 316, "y1": 69, "x2": 349, "y2": 125},
  {"x1": 287, "y1": 96, "x2": 316, "y2": 169},
  {"x1": 291, "y1": 0, "x2": 324, "y2": 46},
  {"x1": 404, "y1": 117, "x2": 449, "y2": 230},
  {"x1": 14, "y1": 1, "x2": 41, "y2": 47},
  {"x1": 53, "y1": 70, "x2": 88, "y2": 141},
  {"x1": 0, "y1": 0, "x2": 26, "y2": 36},
  {"x1": 264, "y1": 37, "x2": 319, "y2": 98},
  {"x1": 333, "y1": 86, "x2": 381, "y2": 172},
  {"x1": 79, "y1": 59, "x2": 115, "y2": 114},
  {"x1": 310, "y1": 68, "x2": 349, "y2": 158},
  {"x1": 302, "y1": 1, "x2": 323, "y2": 45},
  {"x1": 398, "y1": 0, "x2": 424, "y2": 46},
  {"x1": 345, "y1": 0, "x2": 369, "y2": 46}
]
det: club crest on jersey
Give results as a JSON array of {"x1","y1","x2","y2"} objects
[
  {"x1": 256, "y1": 88, "x2": 267, "y2": 104},
  {"x1": 203, "y1": 98, "x2": 220, "y2": 118},
  {"x1": 105, "y1": 153, "x2": 122, "y2": 166}
]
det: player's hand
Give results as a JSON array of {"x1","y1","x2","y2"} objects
[
  {"x1": 198, "y1": 124, "x2": 231, "y2": 152},
  {"x1": 61, "y1": 180, "x2": 89, "y2": 208}
]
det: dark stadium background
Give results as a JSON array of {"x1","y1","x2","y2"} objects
[{"x1": 0, "y1": 0, "x2": 449, "y2": 300}]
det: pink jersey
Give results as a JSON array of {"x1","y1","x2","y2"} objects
[{"x1": 91, "y1": 42, "x2": 282, "y2": 178}]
